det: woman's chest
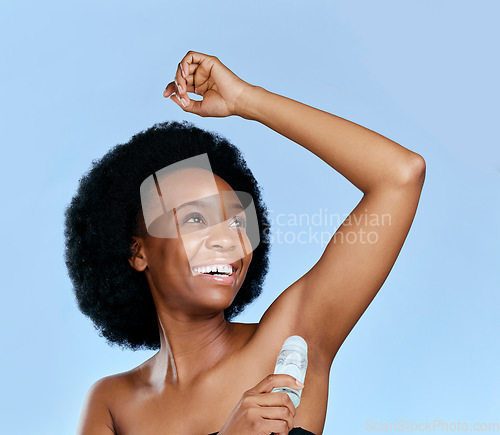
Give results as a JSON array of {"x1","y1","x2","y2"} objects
[{"x1": 112, "y1": 336, "x2": 329, "y2": 434}]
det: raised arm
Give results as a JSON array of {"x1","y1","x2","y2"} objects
[
  {"x1": 239, "y1": 86, "x2": 424, "y2": 192},
  {"x1": 166, "y1": 51, "x2": 425, "y2": 367},
  {"x1": 238, "y1": 85, "x2": 425, "y2": 366}
]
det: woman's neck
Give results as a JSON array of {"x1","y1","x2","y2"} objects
[{"x1": 150, "y1": 310, "x2": 236, "y2": 390}]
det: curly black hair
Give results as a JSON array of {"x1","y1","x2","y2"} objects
[{"x1": 64, "y1": 120, "x2": 271, "y2": 351}]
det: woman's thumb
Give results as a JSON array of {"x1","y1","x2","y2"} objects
[{"x1": 170, "y1": 94, "x2": 201, "y2": 115}]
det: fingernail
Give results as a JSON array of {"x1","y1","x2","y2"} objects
[
  {"x1": 175, "y1": 79, "x2": 182, "y2": 93},
  {"x1": 180, "y1": 64, "x2": 185, "y2": 78},
  {"x1": 296, "y1": 380, "x2": 304, "y2": 387},
  {"x1": 179, "y1": 96, "x2": 186, "y2": 108}
]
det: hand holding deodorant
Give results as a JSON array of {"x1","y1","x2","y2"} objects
[{"x1": 271, "y1": 335, "x2": 308, "y2": 408}]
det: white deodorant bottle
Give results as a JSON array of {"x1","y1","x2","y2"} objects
[{"x1": 271, "y1": 335, "x2": 308, "y2": 408}]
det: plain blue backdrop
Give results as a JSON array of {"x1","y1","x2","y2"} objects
[{"x1": 1, "y1": 1, "x2": 499, "y2": 434}]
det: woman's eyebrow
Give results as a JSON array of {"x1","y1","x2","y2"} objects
[
  {"x1": 176, "y1": 200, "x2": 208, "y2": 211},
  {"x1": 176, "y1": 200, "x2": 244, "y2": 211},
  {"x1": 228, "y1": 203, "x2": 244, "y2": 211}
]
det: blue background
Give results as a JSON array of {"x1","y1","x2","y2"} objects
[{"x1": 1, "y1": 1, "x2": 499, "y2": 433}]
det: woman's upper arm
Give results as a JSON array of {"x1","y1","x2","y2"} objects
[
  {"x1": 299, "y1": 172, "x2": 426, "y2": 366},
  {"x1": 255, "y1": 166, "x2": 425, "y2": 372},
  {"x1": 77, "y1": 378, "x2": 116, "y2": 435}
]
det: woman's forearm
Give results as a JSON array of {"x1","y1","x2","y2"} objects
[{"x1": 239, "y1": 85, "x2": 424, "y2": 194}]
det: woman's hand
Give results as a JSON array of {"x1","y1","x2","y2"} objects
[
  {"x1": 218, "y1": 374, "x2": 304, "y2": 435},
  {"x1": 163, "y1": 51, "x2": 254, "y2": 118}
]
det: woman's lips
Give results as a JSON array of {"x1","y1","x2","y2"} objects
[
  {"x1": 190, "y1": 260, "x2": 241, "y2": 285},
  {"x1": 195, "y1": 271, "x2": 236, "y2": 285}
]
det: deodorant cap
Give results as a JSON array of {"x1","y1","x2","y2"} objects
[{"x1": 282, "y1": 335, "x2": 308, "y2": 355}]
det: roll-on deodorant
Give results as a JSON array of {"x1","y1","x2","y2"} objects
[{"x1": 271, "y1": 335, "x2": 308, "y2": 408}]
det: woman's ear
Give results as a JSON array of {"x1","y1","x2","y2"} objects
[{"x1": 128, "y1": 237, "x2": 148, "y2": 272}]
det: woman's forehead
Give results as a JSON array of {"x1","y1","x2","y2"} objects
[{"x1": 157, "y1": 167, "x2": 236, "y2": 206}]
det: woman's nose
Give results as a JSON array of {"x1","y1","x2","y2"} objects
[{"x1": 205, "y1": 222, "x2": 238, "y2": 251}]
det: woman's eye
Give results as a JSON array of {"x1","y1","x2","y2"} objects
[
  {"x1": 231, "y1": 216, "x2": 247, "y2": 228},
  {"x1": 185, "y1": 214, "x2": 205, "y2": 225}
]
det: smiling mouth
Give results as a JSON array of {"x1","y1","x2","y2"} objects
[{"x1": 191, "y1": 262, "x2": 239, "y2": 277}]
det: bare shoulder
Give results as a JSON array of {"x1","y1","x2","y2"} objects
[
  {"x1": 77, "y1": 376, "x2": 117, "y2": 434},
  {"x1": 92, "y1": 371, "x2": 135, "y2": 399},
  {"x1": 77, "y1": 372, "x2": 136, "y2": 435}
]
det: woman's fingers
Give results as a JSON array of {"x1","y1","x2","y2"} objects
[
  {"x1": 172, "y1": 79, "x2": 189, "y2": 108},
  {"x1": 180, "y1": 50, "x2": 212, "y2": 74},
  {"x1": 163, "y1": 81, "x2": 176, "y2": 98},
  {"x1": 255, "y1": 374, "x2": 304, "y2": 395},
  {"x1": 170, "y1": 93, "x2": 190, "y2": 110},
  {"x1": 174, "y1": 64, "x2": 188, "y2": 99},
  {"x1": 179, "y1": 60, "x2": 198, "y2": 81},
  {"x1": 258, "y1": 406, "x2": 294, "y2": 433},
  {"x1": 177, "y1": 62, "x2": 197, "y2": 86},
  {"x1": 165, "y1": 50, "x2": 247, "y2": 117},
  {"x1": 247, "y1": 373, "x2": 303, "y2": 417},
  {"x1": 176, "y1": 51, "x2": 210, "y2": 90},
  {"x1": 164, "y1": 78, "x2": 197, "y2": 112},
  {"x1": 171, "y1": 52, "x2": 213, "y2": 104},
  {"x1": 169, "y1": 93, "x2": 205, "y2": 116},
  {"x1": 192, "y1": 79, "x2": 211, "y2": 96},
  {"x1": 254, "y1": 392, "x2": 297, "y2": 418}
]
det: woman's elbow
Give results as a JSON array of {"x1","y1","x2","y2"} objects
[{"x1": 398, "y1": 153, "x2": 426, "y2": 187}]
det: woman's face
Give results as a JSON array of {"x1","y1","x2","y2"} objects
[{"x1": 135, "y1": 168, "x2": 254, "y2": 316}]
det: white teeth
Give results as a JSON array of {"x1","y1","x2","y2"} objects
[{"x1": 192, "y1": 264, "x2": 234, "y2": 275}]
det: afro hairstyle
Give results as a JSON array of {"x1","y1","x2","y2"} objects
[{"x1": 64, "y1": 120, "x2": 271, "y2": 351}]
